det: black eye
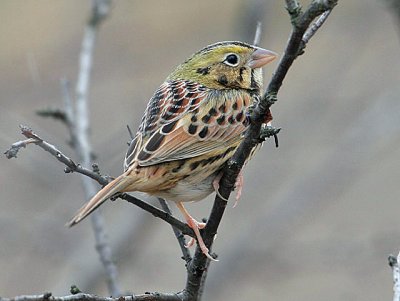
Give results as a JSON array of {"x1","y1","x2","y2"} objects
[{"x1": 224, "y1": 54, "x2": 239, "y2": 66}]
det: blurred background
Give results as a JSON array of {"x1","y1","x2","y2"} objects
[{"x1": 1, "y1": 0, "x2": 400, "y2": 300}]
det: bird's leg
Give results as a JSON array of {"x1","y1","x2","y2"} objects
[
  {"x1": 176, "y1": 202, "x2": 216, "y2": 261},
  {"x1": 233, "y1": 170, "x2": 244, "y2": 208},
  {"x1": 186, "y1": 222, "x2": 205, "y2": 249},
  {"x1": 212, "y1": 172, "x2": 228, "y2": 201},
  {"x1": 213, "y1": 171, "x2": 244, "y2": 207}
]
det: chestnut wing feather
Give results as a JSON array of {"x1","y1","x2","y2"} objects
[{"x1": 124, "y1": 80, "x2": 252, "y2": 170}]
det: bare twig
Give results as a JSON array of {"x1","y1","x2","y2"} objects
[
  {"x1": 253, "y1": 21, "x2": 262, "y2": 46},
  {"x1": 385, "y1": 0, "x2": 400, "y2": 41},
  {"x1": 60, "y1": 78, "x2": 78, "y2": 146},
  {"x1": 300, "y1": 9, "x2": 332, "y2": 53},
  {"x1": 5, "y1": 126, "x2": 195, "y2": 237},
  {"x1": 302, "y1": 9, "x2": 332, "y2": 43},
  {"x1": 389, "y1": 253, "x2": 400, "y2": 301},
  {"x1": 68, "y1": 0, "x2": 122, "y2": 296},
  {"x1": 36, "y1": 108, "x2": 68, "y2": 124},
  {"x1": 183, "y1": 1, "x2": 338, "y2": 299},
  {"x1": 158, "y1": 198, "x2": 192, "y2": 264},
  {"x1": 4, "y1": 136, "x2": 37, "y2": 159},
  {"x1": 0, "y1": 292, "x2": 183, "y2": 301},
  {"x1": 127, "y1": 125, "x2": 135, "y2": 141},
  {"x1": 285, "y1": 0, "x2": 302, "y2": 23},
  {"x1": 121, "y1": 194, "x2": 194, "y2": 237},
  {"x1": 196, "y1": 256, "x2": 212, "y2": 301}
]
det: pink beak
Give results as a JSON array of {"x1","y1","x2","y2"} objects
[{"x1": 247, "y1": 47, "x2": 278, "y2": 69}]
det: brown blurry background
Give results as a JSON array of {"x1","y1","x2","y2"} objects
[{"x1": 1, "y1": 1, "x2": 400, "y2": 300}]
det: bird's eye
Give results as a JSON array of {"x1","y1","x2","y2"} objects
[{"x1": 224, "y1": 53, "x2": 239, "y2": 66}]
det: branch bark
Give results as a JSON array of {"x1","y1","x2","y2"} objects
[
  {"x1": 5, "y1": 126, "x2": 195, "y2": 238},
  {"x1": 182, "y1": 1, "x2": 338, "y2": 299},
  {"x1": 0, "y1": 292, "x2": 183, "y2": 301},
  {"x1": 389, "y1": 253, "x2": 400, "y2": 301},
  {"x1": 158, "y1": 198, "x2": 192, "y2": 264},
  {"x1": 68, "y1": 0, "x2": 121, "y2": 296}
]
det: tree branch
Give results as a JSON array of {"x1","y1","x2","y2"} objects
[
  {"x1": 0, "y1": 292, "x2": 183, "y2": 301},
  {"x1": 64, "y1": 0, "x2": 121, "y2": 296},
  {"x1": 389, "y1": 253, "x2": 400, "y2": 301},
  {"x1": 158, "y1": 198, "x2": 192, "y2": 264},
  {"x1": 252, "y1": 21, "x2": 262, "y2": 47},
  {"x1": 183, "y1": 1, "x2": 338, "y2": 299},
  {"x1": 4, "y1": 126, "x2": 195, "y2": 238}
]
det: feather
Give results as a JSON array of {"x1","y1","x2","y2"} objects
[{"x1": 67, "y1": 171, "x2": 134, "y2": 227}]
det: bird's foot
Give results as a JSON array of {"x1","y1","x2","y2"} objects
[
  {"x1": 185, "y1": 222, "x2": 206, "y2": 248},
  {"x1": 176, "y1": 202, "x2": 217, "y2": 261},
  {"x1": 185, "y1": 216, "x2": 217, "y2": 261}
]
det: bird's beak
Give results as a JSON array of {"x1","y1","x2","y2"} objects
[{"x1": 247, "y1": 47, "x2": 278, "y2": 69}]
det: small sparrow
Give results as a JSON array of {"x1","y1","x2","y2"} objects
[{"x1": 68, "y1": 41, "x2": 277, "y2": 260}]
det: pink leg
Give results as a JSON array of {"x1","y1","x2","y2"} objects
[
  {"x1": 233, "y1": 170, "x2": 244, "y2": 208},
  {"x1": 213, "y1": 171, "x2": 244, "y2": 207},
  {"x1": 176, "y1": 202, "x2": 217, "y2": 261},
  {"x1": 212, "y1": 172, "x2": 228, "y2": 201},
  {"x1": 186, "y1": 222, "x2": 206, "y2": 248}
]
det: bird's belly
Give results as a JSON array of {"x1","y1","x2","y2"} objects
[{"x1": 154, "y1": 173, "x2": 216, "y2": 203}]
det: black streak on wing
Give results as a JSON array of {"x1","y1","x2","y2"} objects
[
  {"x1": 216, "y1": 115, "x2": 226, "y2": 125},
  {"x1": 190, "y1": 161, "x2": 201, "y2": 171},
  {"x1": 236, "y1": 112, "x2": 244, "y2": 122},
  {"x1": 208, "y1": 107, "x2": 218, "y2": 116},
  {"x1": 201, "y1": 114, "x2": 211, "y2": 123},
  {"x1": 145, "y1": 132, "x2": 165, "y2": 153},
  {"x1": 125, "y1": 136, "x2": 138, "y2": 169},
  {"x1": 161, "y1": 120, "x2": 178, "y2": 134},
  {"x1": 198, "y1": 126, "x2": 208, "y2": 138},
  {"x1": 188, "y1": 124, "x2": 198, "y2": 135},
  {"x1": 137, "y1": 150, "x2": 151, "y2": 162}
]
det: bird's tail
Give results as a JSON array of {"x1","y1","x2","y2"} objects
[{"x1": 67, "y1": 171, "x2": 133, "y2": 227}]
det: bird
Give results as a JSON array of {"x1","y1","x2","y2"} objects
[{"x1": 68, "y1": 41, "x2": 277, "y2": 260}]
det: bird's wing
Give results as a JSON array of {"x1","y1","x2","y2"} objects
[{"x1": 124, "y1": 80, "x2": 253, "y2": 169}]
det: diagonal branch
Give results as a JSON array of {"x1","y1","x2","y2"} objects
[
  {"x1": 4, "y1": 126, "x2": 195, "y2": 238},
  {"x1": 183, "y1": 0, "x2": 339, "y2": 299},
  {"x1": 158, "y1": 198, "x2": 192, "y2": 264}
]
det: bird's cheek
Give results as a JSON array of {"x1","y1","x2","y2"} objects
[{"x1": 251, "y1": 68, "x2": 263, "y2": 89}]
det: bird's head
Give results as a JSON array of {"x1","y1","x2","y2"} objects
[{"x1": 168, "y1": 41, "x2": 277, "y2": 92}]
